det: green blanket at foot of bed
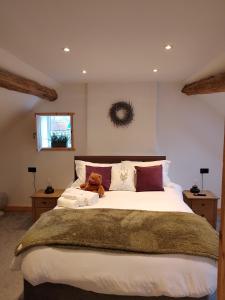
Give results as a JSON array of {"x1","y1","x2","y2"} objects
[{"x1": 15, "y1": 208, "x2": 218, "y2": 259}]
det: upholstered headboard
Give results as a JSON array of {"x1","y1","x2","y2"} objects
[{"x1": 74, "y1": 155, "x2": 166, "y2": 181}]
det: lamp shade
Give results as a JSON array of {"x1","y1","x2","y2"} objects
[{"x1": 200, "y1": 168, "x2": 209, "y2": 174}]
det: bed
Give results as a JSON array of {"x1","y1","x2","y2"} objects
[{"x1": 14, "y1": 156, "x2": 217, "y2": 300}]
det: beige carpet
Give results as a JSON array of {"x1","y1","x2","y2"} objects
[
  {"x1": 0, "y1": 212, "x2": 217, "y2": 300},
  {"x1": 0, "y1": 212, "x2": 32, "y2": 300}
]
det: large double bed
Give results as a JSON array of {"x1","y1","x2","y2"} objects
[{"x1": 13, "y1": 156, "x2": 217, "y2": 300}]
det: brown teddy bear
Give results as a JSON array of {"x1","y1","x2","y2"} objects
[{"x1": 80, "y1": 172, "x2": 105, "y2": 197}]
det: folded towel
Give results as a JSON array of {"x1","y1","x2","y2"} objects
[
  {"x1": 58, "y1": 195, "x2": 98, "y2": 209},
  {"x1": 62, "y1": 188, "x2": 95, "y2": 198},
  {"x1": 61, "y1": 194, "x2": 80, "y2": 200},
  {"x1": 58, "y1": 188, "x2": 99, "y2": 209},
  {"x1": 57, "y1": 197, "x2": 80, "y2": 209}
]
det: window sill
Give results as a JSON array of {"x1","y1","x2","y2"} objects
[{"x1": 38, "y1": 147, "x2": 76, "y2": 152}]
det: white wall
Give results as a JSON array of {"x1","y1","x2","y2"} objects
[
  {"x1": 87, "y1": 82, "x2": 157, "y2": 155},
  {"x1": 0, "y1": 84, "x2": 87, "y2": 206},
  {"x1": 157, "y1": 82, "x2": 224, "y2": 203},
  {"x1": 0, "y1": 81, "x2": 224, "y2": 207}
]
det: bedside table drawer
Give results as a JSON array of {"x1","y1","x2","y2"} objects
[
  {"x1": 35, "y1": 198, "x2": 57, "y2": 208},
  {"x1": 183, "y1": 190, "x2": 218, "y2": 229},
  {"x1": 31, "y1": 189, "x2": 64, "y2": 222},
  {"x1": 191, "y1": 200, "x2": 212, "y2": 210},
  {"x1": 191, "y1": 201, "x2": 214, "y2": 219}
]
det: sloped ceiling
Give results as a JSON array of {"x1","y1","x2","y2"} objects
[
  {"x1": 186, "y1": 52, "x2": 225, "y2": 117},
  {"x1": 188, "y1": 52, "x2": 225, "y2": 84},
  {"x1": 194, "y1": 93, "x2": 225, "y2": 117},
  {"x1": 0, "y1": 48, "x2": 58, "y2": 88},
  {"x1": 0, "y1": 48, "x2": 59, "y2": 133},
  {"x1": 0, "y1": 89, "x2": 38, "y2": 133}
]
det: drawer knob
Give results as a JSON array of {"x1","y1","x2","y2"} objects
[
  {"x1": 201, "y1": 214, "x2": 205, "y2": 217},
  {"x1": 42, "y1": 201, "x2": 47, "y2": 205},
  {"x1": 201, "y1": 203, "x2": 205, "y2": 207}
]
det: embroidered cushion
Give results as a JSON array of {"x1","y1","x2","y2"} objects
[{"x1": 110, "y1": 163, "x2": 136, "y2": 191}]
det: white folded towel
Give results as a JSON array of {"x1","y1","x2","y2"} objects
[
  {"x1": 62, "y1": 188, "x2": 98, "y2": 200},
  {"x1": 57, "y1": 197, "x2": 80, "y2": 209},
  {"x1": 57, "y1": 188, "x2": 99, "y2": 209}
]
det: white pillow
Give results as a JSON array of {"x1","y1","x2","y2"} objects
[
  {"x1": 122, "y1": 160, "x2": 171, "y2": 187},
  {"x1": 109, "y1": 163, "x2": 136, "y2": 191},
  {"x1": 74, "y1": 160, "x2": 120, "y2": 186}
]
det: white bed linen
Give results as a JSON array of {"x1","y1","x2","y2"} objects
[{"x1": 13, "y1": 184, "x2": 217, "y2": 298}]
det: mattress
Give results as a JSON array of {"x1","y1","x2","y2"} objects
[{"x1": 13, "y1": 183, "x2": 217, "y2": 298}]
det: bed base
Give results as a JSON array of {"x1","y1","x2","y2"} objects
[{"x1": 24, "y1": 280, "x2": 210, "y2": 300}]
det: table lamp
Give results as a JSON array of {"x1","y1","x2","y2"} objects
[{"x1": 200, "y1": 168, "x2": 209, "y2": 194}]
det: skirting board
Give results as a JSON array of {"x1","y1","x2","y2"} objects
[{"x1": 5, "y1": 206, "x2": 32, "y2": 212}]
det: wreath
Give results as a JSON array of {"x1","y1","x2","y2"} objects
[{"x1": 109, "y1": 101, "x2": 134, "y2": 127}]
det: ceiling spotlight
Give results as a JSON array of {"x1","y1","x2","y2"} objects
[
  {"x1": 82, "y1": 70, "x2": 87, "y2": 74},
  {"x1": 153, "y1": 69, "x2": 158, "y2": 73},
  {"x1": 165, "y1": 44, "x2": 172, "y2": 50},
  {"x1": 63, "y1": 47, "x2": 70, "y2": 53}
]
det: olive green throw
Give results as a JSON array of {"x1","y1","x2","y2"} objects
[{"x1": 15, "y1": 208, "x2": 218, "y2": 259}]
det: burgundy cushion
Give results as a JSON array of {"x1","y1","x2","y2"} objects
[
  {"x1": 85, "y1": 166, "x2": 112, "y2": 191},
  {"x1": 135, "y1": 165, "x2": 164, "y2": 192}
]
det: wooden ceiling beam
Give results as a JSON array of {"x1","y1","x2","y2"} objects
[
  {"x1": 0, "y1": 68, "x2": 57, "y2": 101},
  {"x1": 182, "y1": 72, "x2": 225, "y2": 95}
]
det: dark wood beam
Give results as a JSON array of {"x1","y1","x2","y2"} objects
[
  {"x1": 182, "y1": 72, "x2": 225, "y2": 95},
  {"x1": 0, "y1": 68, "x2": 57, "y2": 101}
]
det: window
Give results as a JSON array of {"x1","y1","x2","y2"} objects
[{"x1": 36, "y1": 113, "x2": 74, "y2": 151}]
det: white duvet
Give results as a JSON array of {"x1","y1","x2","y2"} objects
[{"x1": 13, "y1": 183, "x2": 217, "y2": 298}]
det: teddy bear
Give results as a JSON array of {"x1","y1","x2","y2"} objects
[{"x1": 80, "y1": 172, "x2": 105, "y2": 197}]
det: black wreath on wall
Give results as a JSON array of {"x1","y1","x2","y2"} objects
[{"x1": 109, "y1": 101, "x2": 134, "y2": 127}]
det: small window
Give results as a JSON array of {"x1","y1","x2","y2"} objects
[{"x1": 35, "y1": 113, "x2": 74, "y2": 151}]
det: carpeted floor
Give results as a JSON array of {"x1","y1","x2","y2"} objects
[
  {"x1": 0, "y1": 212, "x2": 32, "y2": 300},
  {"x1": 0, "y1": 212, "x2": 217, "y2": 300}
]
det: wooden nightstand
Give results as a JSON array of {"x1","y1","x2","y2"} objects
[
  {"x1": 183, "y1": 190, "x2": 218, "y2": 229},
  {"x1": 31, "y1": 189, "x2": 64, "y2": 222}
]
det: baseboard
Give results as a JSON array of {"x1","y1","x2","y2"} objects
[{"x1": 5, "y1": 206, "x2": 32, "y2": 212}]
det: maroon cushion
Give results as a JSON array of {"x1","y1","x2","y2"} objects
[
  {"x1": 135, "y1": 165, "x2": 164, "y2": 192},
  {"x1": 85, "y1": 166, "x2": 112, "y2": 191}
]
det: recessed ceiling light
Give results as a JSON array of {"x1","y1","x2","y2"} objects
[
  {"x1": 63, "y1": 47, "x2": 70, "y2": 53},
  {"x1": 82, "y1": 70, "x2": 87, "y2": 74},
  {"x1": 153, "y1": 69, "x2": 158, "y2": 73},
  {"x1": 165, "y1": 44, "x2": 172, "y2": 50}
]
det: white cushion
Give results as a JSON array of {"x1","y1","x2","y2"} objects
[
  {"x1": 122, "y1": 160, "x2": 171, "y2": 187},
  {"x1": 109, "y1": 163, "x2": 136, "y2": 191}
]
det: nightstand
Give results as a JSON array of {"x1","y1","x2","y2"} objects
[
  {"x1": 183, "y1": 190, "x2": 218, "y2": 229},
  {"x1": 31, "y1": 189, "x2": 64, "y2": 222}
]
